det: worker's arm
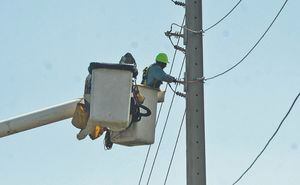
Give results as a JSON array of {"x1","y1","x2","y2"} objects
[{"x1": 151, "y1": 65, "x2": 176, "y2": 83}]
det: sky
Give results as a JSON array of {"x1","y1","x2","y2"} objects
[{"x1": 0, "y1": 0, "x2": 299, "y2": 185}]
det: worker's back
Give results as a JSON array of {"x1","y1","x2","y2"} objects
[{"x1": 142, "y1": 63, "x2": 175, "y2": 89}]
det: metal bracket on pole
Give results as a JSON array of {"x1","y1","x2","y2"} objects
[
  {"x1": 165, "y1": 31, "x2": 184, "y2": 39},
  {"x1": 174, "y1": 45, "x2": 186, "y2": 53}
]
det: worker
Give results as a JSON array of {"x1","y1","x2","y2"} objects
[
  {"x1": 119, "y1": 52, "x2": 138, "y2": 78},
  {"x1": 141, "y1": 53, "x2": 177, "y2": 89}
]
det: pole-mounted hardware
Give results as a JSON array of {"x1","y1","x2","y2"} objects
[
  {"x1": 174, "y1": 45, "x2": 186, "y2": 53},
  {"x1": 165, "y1": 30, "x2": 184, "y2": 39},
  {"x1": 171, "y1": 0, "x2": 186, "y2": 7}
]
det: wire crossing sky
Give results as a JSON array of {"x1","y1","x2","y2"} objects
[
  {"x1": 0, "y1": 1, "x2": 299, "y2": 185},
  {"x1": 205, "y1": 0, "x2": 289, "y2": 81},
  {"x1": 232, "y1": 92, "x2": 300, "y2": 185}
]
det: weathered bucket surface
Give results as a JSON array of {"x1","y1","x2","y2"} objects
[
  {"x1": 86, "y1": 63, "x2": 135, "y2": 133},
  {"x1": 111, "y1": 85, "x2": 164, "y2": 146}
]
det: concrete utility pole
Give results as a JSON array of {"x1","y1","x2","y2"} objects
[{"x1": 184, "y1": 0, "x2": 206, "y2": 185}]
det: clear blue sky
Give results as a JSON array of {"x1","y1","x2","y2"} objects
[{"x1": 0, "y1": 0, "x2": 299, "y2": 185}]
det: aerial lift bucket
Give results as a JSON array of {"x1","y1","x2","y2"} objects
[
  {"x1": 110, "y1": 85, "x2": 165, "y2": 146},
  {"x1": 77, "y1": 63, "x2": 136, "y2": 140}
]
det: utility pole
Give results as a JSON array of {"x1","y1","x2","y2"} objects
[{"x1": 184, "y1": 0, "x2": 206, "y2": 185}]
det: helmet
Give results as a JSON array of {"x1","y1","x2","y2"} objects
[{"x1": 155, "y1": 53, "x2": 169, "y2": 64}]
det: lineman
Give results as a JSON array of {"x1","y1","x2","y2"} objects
[{"x1": 141, "y1": 53, "x2": 177, "y2": 89}]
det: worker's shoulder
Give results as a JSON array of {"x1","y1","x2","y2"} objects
[{"x1": 148, "y1": 63, "x2": 161, "y2": 71}]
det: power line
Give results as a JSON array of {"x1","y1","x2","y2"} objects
[
  {"x1": 170, "y1": 0, "x2": 243, "y2": 34},
  {"x1": 137, "y1": 87, "x2": 170, "y2": 185},
  {"x1": 138, "y1": 144, "x2": 153, "y2": 185},
  {"x1": 145, "y1": 56, "x2": 186, "y2": 185},
  {"x1": 205, "y1": 0, "x2": 289, "y2": 81},
  {"x1": 163, "y1": 110, "x2": 186, "y2": 185},
  {"x1": 204, "y1": 0, "x2": 242, "y2": 32},
  {"x1": 168, "y1": 83, "x2": 186, "y2": 98},
  {"x1": 137, "y1": 55, "x2": 177, "y2": 185},
  {"x1": 171, "y1": 23, "x2": 203, "y2": 34},
  {"x1": 137, "y1": 16, "x2": 185, "y2": 185},
  {"x1": 232, "y1": 92, "x2": 300, "y2": 185},
  {"x1": 170, "y1": 0, "x2": 242, "y2": 32}
]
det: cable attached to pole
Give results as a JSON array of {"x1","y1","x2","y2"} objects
[
  {"x1": 168, "y1": 83, "x2": 186, "y2": 98},
  {"x1": 171, "y1": 23, "x2": 203, "y2": 34},
  {"x1": 204, "y1": 0, "x2": 242, "y2": 32},
  {"x1": 205, "y1": 0, "x2": 289, "y2": 81}
]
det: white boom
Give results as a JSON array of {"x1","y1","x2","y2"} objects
[{"x1": 0, "y1": 99, "x2": 81, "y2": 138}]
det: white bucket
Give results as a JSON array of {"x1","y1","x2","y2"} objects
[
  {"x1": 84, "y1": 63, "x2": 134, "y2": 135},
  {"x1": 111, "y1": 85, "x2": 164, "y2": 146}
]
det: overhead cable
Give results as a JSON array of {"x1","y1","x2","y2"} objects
[
  {"x1": 137, "y1": 50, "x2": 177, "y2": 185},
  {"x1": 232, "y1": 91, "x2": 300, "y2": 185},
  {"x1": 204, "y1": 0, "x2": 242, "y2": 32},
  {"x1": 171, "y1": 23, "x2": 203, "y2": 34},
  {"x1": 205, "y1": 0, "x2": 289, "y2": 81},
  {"x1": 170, "y1": 0, "x2": 243, "y2": 33},
  {"x1": 163, "y1": 110, "x2": 186, "y2": 185},
  {"x1": 145, "y1": 56, "x2": 186, "y2": 185},
  {"x1": 137, "y1": 16, "x2": 185, "y2": 185}
]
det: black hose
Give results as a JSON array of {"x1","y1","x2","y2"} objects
[{"x1": 138, "y1": 104, "x2": 151, "y2": 117}]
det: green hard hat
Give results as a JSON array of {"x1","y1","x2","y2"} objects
[{"x1": 155, "y1": 53, "x2": 169, "y2": 64}]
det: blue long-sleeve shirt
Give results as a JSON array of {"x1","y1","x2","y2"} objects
[{"x1": 143, "y1": 63, "x2": 175, "y2": 89}]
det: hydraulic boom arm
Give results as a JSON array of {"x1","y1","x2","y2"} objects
[{"x1": 0, "y1": 99, "x2": 81, "y2": 138}]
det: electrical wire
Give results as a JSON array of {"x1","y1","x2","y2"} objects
[
  {"x1": 163, "y1": 110, "x2": 186, "y2": 185},
  {"x1": 145, "y1": 57, "x2": 186, "y2": 185},
  {"x1": 137, "y1": 16, "x2": 185, "y2": 185},
  {"x1": 137, "y1": 101, "x2": 165, "y2": 185},
  {"x1": 171, "y1": 0, "x2": 242, "y2": 33},
  {"x1": 138, "y1": 99, "x2": 167, "y2": 185},
  {"x1": 204, "y1": 0, "x2": 242, "y2": 32},
  {"x1": 171, "y1": 23, "x2": 203, "y2": 34},
  {"x1": 168, "y1": 83, "x2": 177, "y2": 94},
  {"x1": 168, "y1": 83, "x2": 186, "y2": 98},
  {"x1": 232, "y1": 92, "x2": 300, "y2": 185},
  {"x1": 205, "y1": 0, "x2": 289, "y2": 81}
]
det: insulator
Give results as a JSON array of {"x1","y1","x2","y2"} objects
[
  {"x1": 174, "y1": 31, "x2": 183, "y2": 39},
  {"x1": 165, "y1": 31, "x2": 183, "y2": 39},
  {"x1": 173, "y1": 1, "x2": 185, "y2": 7},
  {"x1": 174, "y1": 45, "x2": 186, "y2": 53},
  {"x1": 176, "y1": 91, "x2": 186, "y2": 98},
  {"x1": 165, "y1": 31, "x2": 172, "y2": 37}
]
